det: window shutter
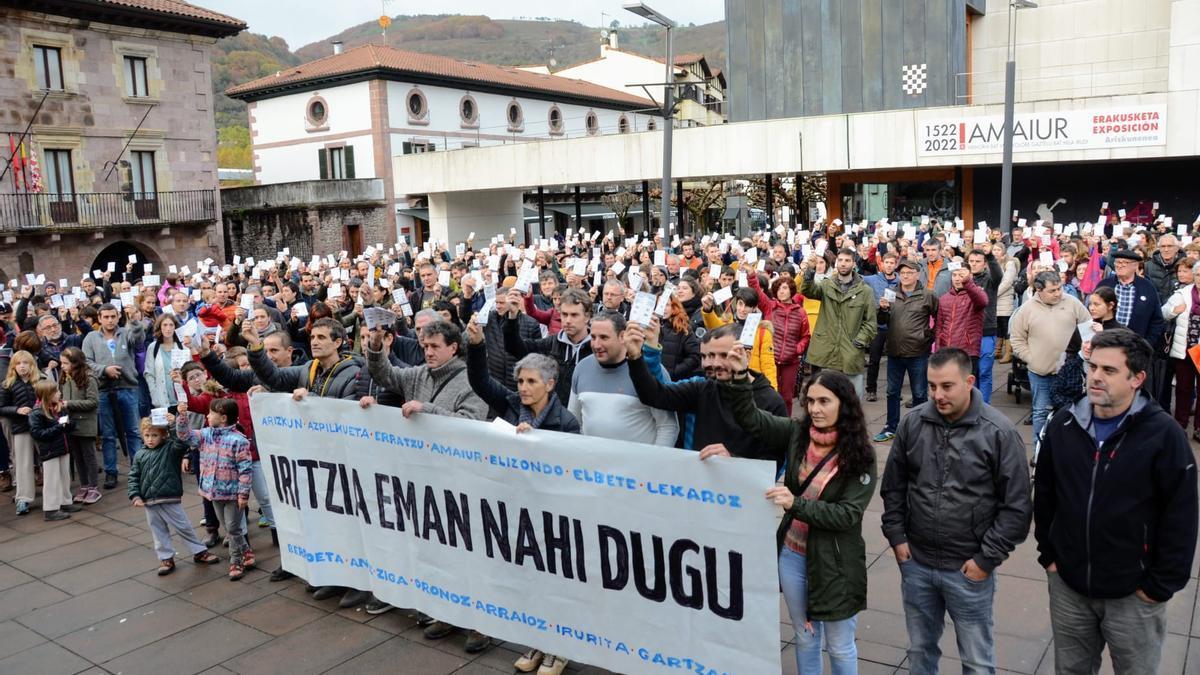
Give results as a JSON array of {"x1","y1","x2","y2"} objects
[
  {"x1": 402, "y1": 141, "x2": 412, "y2": 155},
  {"x1": 318, "y1": 148, "x2": 328, "y2": 179},
  {"x1": 344, "y1": 145, "x2": 355, "y2": 179}
]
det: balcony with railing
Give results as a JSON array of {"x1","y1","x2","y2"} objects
[{"x1": 0, "y1": 190, "x2": 217, "y2": 232}]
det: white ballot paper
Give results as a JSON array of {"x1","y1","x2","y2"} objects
[
  {"x1": 150, "y1": 408, "x2": 169, "y2": 427},
  {"x1": 170, "y1": 349, "x2": 191, "y2": 370},
  {"x1": 654, "y1": 288, "x2": 674, "y2": 317},
  {"x1": 629, "y1": 292, "x2": 657, "y2": 327},
  {"x1": 740, "y1": 313, "x2": 763, "y2": 347},
  {"x1": 712, "y1": 285, "x2": 734, "y2": 306},
  {"x1": 364, "y1": 307, "x2": 397, "y2": 331}
]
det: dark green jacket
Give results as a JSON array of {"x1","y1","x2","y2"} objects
[
  {"x1": 721, "y1": 376, "x2": 877, "y2": 622},
  {"x1": 128, "y1": 438, "x2": 189, "y2": 505},
  {"x1": 799, "y1": 272, "x2": 877, "y2": 374}
]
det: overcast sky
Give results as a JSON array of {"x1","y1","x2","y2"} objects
[{"x1": 202, "y1": 0, "x2": 725, "y2": 50}]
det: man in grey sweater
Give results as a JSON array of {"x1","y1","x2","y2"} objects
[
  {"x1": 82, "y1": 303, "x2": 147, "y2": 488},
  {"x1": 362, "y1": 319, "x2": 487, "y2": 642}
]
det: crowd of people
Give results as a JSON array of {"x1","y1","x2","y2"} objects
[{"x1": 0, "y1": 210, "x2": 1196, "y2": 675}]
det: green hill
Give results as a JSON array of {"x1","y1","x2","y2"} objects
[{"x1": 214, "y1": 14, "x2": 726, "y2": 168}]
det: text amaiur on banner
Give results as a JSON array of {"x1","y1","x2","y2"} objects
[{"x1": 251, "y1": 394, "x2": 782, "y2": 675}]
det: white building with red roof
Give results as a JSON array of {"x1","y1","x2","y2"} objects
[{"x1": 226, "y1": 43, "x2": 660, "y2": 241}]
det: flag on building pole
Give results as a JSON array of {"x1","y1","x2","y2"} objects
[{"x1": 7, "y1": 134, "x2": 22, "y2": 191}]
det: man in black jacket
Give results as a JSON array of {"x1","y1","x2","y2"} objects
[
  {"x1": 624, "y1": 322, "x2": 786, "y2": 462},
  {"x1": 881, "y1": 347, "x2": 1031, "y2": 674},
  {"x1": 1034, "y1": 328, "x2": 1197, "y2": 674},
  {"x1": 503, "y1": 287, "x2": 592, "y2": 404}
]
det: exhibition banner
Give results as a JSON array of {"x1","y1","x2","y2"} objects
[
  {"x1": 917, "y1": 105, "x2": 1166, "y2": 156},
  {"x1": 251, "y1": 394, "x2": 782, "y2": 675}
]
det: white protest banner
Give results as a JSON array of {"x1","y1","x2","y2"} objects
[
  {"x1": 253, "y1": 395, "x2": 780, "y2": 675},
  {"x1": 917, "y1": 105, "x2": 1167, "y2": 157}
]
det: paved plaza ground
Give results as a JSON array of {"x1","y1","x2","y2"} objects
[{"x1": 0, "y1": 360, "x2": 1198, "y2": 674}]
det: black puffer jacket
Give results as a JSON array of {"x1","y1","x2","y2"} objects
[
  {"x1": 0, "y1": 378, "x2": 37, "y2": 434},
  {"x1": 29, "y1": 408, "x2": 72, "y2": 461},
  {"x1": 659, "y1": 323, "x2": 701, "y2": 381},
  {"x1": 465, "y1": 343, "x2": 580, "y2": 433}
]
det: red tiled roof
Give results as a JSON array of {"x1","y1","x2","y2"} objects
[
  {"x1": 226, "y1": 43, "x2": 656, "y2": 108},
  {"x1": 89, "y1": 0, "x2": 244, "y2": 28}
]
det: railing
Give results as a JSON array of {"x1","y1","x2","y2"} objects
[{"x1": 0, "y1": 189, "x2": 217, "y2": 231}]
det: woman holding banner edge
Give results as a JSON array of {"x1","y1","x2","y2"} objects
[
  {"x1": 464, "y1": 319, "x2": 578, "y2": 675},
  {"x1": 718, "y1": 349, "x2": 876, "y2": 675}
]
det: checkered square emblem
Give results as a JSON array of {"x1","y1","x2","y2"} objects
[{"x1": 902, "y1": 63, "x2": 928, "y2": 96}]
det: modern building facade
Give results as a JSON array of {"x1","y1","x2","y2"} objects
[
  {"x1": 226, "y1": 44, "x2": 659, "y2": 245},
  {"x1": 0, "y1": 0, "x2": 243, "y2": 284},
  {"x1": 722, "y1": 0, "x2": 1198, "y2": 228}
]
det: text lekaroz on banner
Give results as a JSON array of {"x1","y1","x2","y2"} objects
[{"x1": 251, "y1": 394, "x2": 782, "y2": 675}]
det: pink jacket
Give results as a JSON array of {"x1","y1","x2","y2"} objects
[{"x1": 935, "y1": 278, "x2": 988, "y2": 356}]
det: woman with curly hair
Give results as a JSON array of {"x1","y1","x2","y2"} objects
[
  {"x1": 720, "y1": 361, "x2": 876, "y2": 675},
  {"x1": 748, "y1": 271, "x2": 811, "y2": 414}
]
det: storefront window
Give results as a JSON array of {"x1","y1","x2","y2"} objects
[{"x1": 841, "y1": 179, "x2": 957, "y2": 223}]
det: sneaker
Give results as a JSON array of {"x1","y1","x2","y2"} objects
[
  {"x1": 364, "y1": 596, "x2": 393, "y2": 615},
  {"x1": 258, "y1": 515, "x2": 270, "y2": 528},
  {"x1": 229, "y1": 562, "x2": 245, "y2": 581},
  {"x1": 873, "y1": 430, "x2": 896, "y2": 443},
  {"x1": 339, "y1": 589, "x2": 371, "y2": 609},
  {"x1": 537, "y1": 655, "x2": 568, "y2": 675},
  {"x1": 103, "y1": 473, "x2": 117, "y2": 489},
  {"x1": 202, "y1": 530, "x2": 220, "y2": 548},
  {"x1": 865, "y1": 391, "x2": 878, "y2": 402},
  {"x1": 61, "y1": 504, "x2": 82, "y2": 513},
  {"x1": 82, "y1": 488, "x2": 102, "y2": 504},
  {"x1": 44, "y1": 510, "x2": 70, "y2": 521},
  {"x1": 464, "y1": 629, "x2": 491, "y2": 653},
  {"x1": 423, "y1": 621, "x2": 457, "y2": 640},
  {"x1": 514, "y1": 649, "x2": 545, "y2": 672},
  {"x1": 269, "y1": 567, "x2": 294, "y2": 582},
  {"x1": 73, "y1": 487, "x2": 88, "y2": 503},
  {"x1": 193, "y1": 551, "x2": 220, "y2": 565},
  {"x1": 904, "y1": 398, "x2": 916, "y2": 409},
  {"x1": 414, "y1": 612, "x2": 436, "y2": 627},
  {"x1": 157, "y1": 558, "x2": 176, "y2": 576},
  {"x1": 15, "y1": 500, "x2": 30, "y2": 516}
]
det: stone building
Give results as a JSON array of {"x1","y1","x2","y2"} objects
[
  {"x1": 219, "y1": 178, "x2": 389, "y2": 264},
  {"x1": 0, "y1": 0, "x2": 244, "y2": 284}
]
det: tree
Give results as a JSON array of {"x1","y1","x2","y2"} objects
[
  {"x1": 217, "y1": 126, "x2": 252, "y2": 169},
  {"x1": 745, "y1": 175, "x2": 827, "y2": 223},
  {"x1": 601, "y1": 191, "x2": 640, "y2": 230},
  {"x1": 682, "y1": 180, "x2": 725, "y2": 233}
]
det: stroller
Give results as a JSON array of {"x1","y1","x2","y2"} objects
[{"x1": 1007, "y1": 355, "x2": 1031, "y2": 404}]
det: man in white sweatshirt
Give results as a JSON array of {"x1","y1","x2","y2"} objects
[{"x1": 568, "y1": 312, "x2": 678, "y2": 447}]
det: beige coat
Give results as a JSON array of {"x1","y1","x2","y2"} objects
[{"x1": 1010, "y1": 293, "x2": 1092, "y2": 376}]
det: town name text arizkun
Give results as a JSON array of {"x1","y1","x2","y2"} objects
[{"x1": 268, "y1": 454, "x2": 746, "y2": 621}]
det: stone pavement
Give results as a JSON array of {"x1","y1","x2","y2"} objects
[{"x1": 0, "y1": 361, "x2": 1198, "y2": 674}]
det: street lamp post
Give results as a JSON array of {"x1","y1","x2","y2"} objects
[
  {"x1": 624, "y1": 2, "x2": 675, "y2": 234},
  {"x1": 999, "y1": 0, "x2": 1037, "y2": 234}
]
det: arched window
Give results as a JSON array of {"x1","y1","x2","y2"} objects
[
  {"x1": 618, "y1": 114, "x2": 629, "y2": 133},
  {"x1": 305, "y1": 96, "x2": 328, "y2": 128},
  {"x1": 459, "y1": 94, "x2": 478, "y2": 128},
  {"x1": 506, "y1": 100, "x2": 524, "y2": 132},
  {"x1": 406, "y1": 88, "x2": 428, "y2": 125}
]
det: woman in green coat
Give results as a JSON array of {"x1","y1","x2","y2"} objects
[
  {"x1": 720, "y1": 355, "x2": 876, "y2": 675},
  {"x1": 60, "y1": 347, "x2": 101, "y2": 505}
]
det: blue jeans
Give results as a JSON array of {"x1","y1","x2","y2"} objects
[
  {"x1": 1028, "y1": 371, "x2": 1055, "y2": 458},
  {"x1": 99, "y1": 388, "x2": 141, "y2": 475},
  {"x1": 779, "y1": 547, "x2": 858, "y2": 675},
  {"x1": 243, "y1": 461, "x2": 275, "y2": 529},
  {"x1": 885, "y1": 355, "x2": 929, "y2": 433},
  {"x1": 900, "y1": 557, "x2": 996, "y2": 674},
  {"x1": 977, "y1": 336, "x2": 995, "y2": 404}
]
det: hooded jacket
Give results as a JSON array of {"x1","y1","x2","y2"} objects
[
  {"x1": 28, "y1": 408, "x2": 72, "y2": 461},
  {"x1": 747, "y1": 273, "x2": 811, "y2": 365},
  {"x1": 248, "y1": 345, "x2": 361, "y2": 400},
  {"x1": 935, "y1": 278, "x2": 988, "y2": 356},
  {"x1": 799, "y1": 271, "x2": 877, "y2": 374},
  {"x1": 1035, "y1": 392, "x2": 1197, "y2": 601},
  {"x1": 503, "y1": 317, "x2": 592, "y2": 405},
  {"x1": 881, "y1": 389, "x2": 1032, "y2": 573},
  {"x1": 128, "y1": 437, "x2": 190, "y2": 505},
  {"x1": 628, "y1": 348, "x2": 787, "y2": 466}
]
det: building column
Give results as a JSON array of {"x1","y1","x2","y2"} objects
[
  {"x1": 574, "y1": 186, "x2": 582, "y2": 236},
  {"x1": 427, "y1": 189, "x2": 525, "y2": 245},
  {"x1": 536, "y1": 186, "x2": 545, "y2": 244},
  {"x1": 765, "y1": 173, "x2": 774, "y2": 226},
  {"x1": 642, "y1": 180, "x2": 651, "y2": 233},
  {"x1": 826, "y1": 173, "x2": 844, "y2": 225},
  {"x1": 676, "y1": 179, "x2": 686, "y2": 237}
]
